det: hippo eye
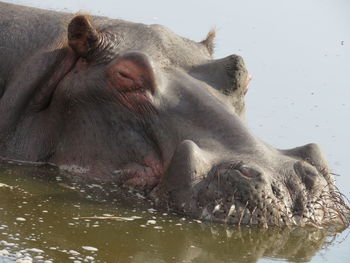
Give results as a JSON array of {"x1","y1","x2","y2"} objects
[
  {"x1": 236, "y1": 164, "x2": 261, "y2": 178},
  {"x1": 115, "y1": 71, "x2": 130, "y2": 79},
  {"x1": 113, "y1": 69, "x2": 138, "y2": 91},
  {"x1": 106, "y1": 53, "x2": 157, "y2": 113},
  {"x1": 107, "y1": 54, "x2": 155, "y2": 94}
]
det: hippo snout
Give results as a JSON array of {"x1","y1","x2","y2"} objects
[{"x1": 152, "y1": 140, "x2": 349, "y2": 227}]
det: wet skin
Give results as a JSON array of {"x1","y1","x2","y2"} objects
[{"x1": 0, "y1": 2, "x2": 349, "y2": 227}]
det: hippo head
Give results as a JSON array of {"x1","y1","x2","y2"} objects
[{"x1": 0, "y1": 15, "x2": 349, "y2": 227}]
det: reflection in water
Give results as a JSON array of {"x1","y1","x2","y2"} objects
[{"x1": 0, "y1": 162, "x2": 348, "y2": 263}]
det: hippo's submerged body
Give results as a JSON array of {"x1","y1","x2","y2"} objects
[{"x1": 0, "y1": 2, "x2": 349, "y2": 227}]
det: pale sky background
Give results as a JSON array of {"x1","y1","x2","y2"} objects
[{"x1": 2, "y1": 0, "x2": 350, "y2": 195}]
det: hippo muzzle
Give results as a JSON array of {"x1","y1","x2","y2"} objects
[{"x1": 152, "y1": 137, "x2": 349, "y2": 227}]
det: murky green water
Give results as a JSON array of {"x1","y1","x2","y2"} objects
[{"x1": 0, "y1": 163, "x2": 349, "y2": 263}]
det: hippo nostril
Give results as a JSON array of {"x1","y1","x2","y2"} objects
[
  {"x1": 282, "y1": 143, "x2": 330, "y2": 179},
  {"x1": 294, "y1": 161, "x2": 319, "y2": 190},
  {"x1": 236, "y1": 164, "x2": 260, "y2": 178},
  {"x1": 114, "y1": 70, "x2": 136, "y2": 89}
]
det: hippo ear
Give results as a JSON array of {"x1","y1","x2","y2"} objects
[
  {"x1": 68, "y1": 15, "x2": 99, "y2": 58},
  {"x1": 200, "y1": 29, "x2": 216, "y2": 56}
]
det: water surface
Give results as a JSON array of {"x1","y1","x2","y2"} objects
[{"x1": 0, "y1": 163, "x2": 349, "y2": 263}]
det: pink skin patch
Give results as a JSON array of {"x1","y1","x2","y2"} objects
[
  {"x1": 116, "y1": 156, "x2": 163, "y2": 190},
  {"x1": 111, "y1": 60, "x2": 146, "y2": 92},
  {"x1": 107, "y1": 56, "x2": 156, "y2": 113}
]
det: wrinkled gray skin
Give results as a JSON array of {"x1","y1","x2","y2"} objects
[{"x1": 0, "y1": 2, "x2": 349, "y2": 227}]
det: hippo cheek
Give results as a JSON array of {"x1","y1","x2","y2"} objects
[{"x1": 112, "y1": 160, "x2": 163, "y2": 192}]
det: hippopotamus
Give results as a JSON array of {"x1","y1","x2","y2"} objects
[{"x1": 0, "y1": 2, "x2": 349, "y2": 227}]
